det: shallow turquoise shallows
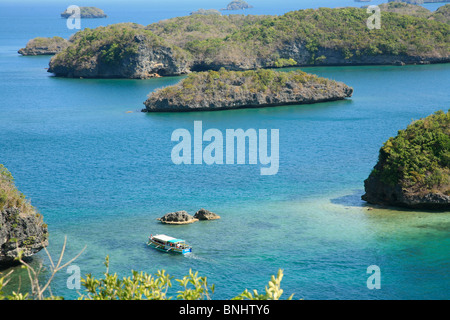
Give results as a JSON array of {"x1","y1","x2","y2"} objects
[{"x1": 0, "y1": 0, "x2": 449, "y2": 300}]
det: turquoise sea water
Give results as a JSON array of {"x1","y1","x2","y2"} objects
[{"x1": 0, "y1": 1, "x2": 449, "y2": 300}]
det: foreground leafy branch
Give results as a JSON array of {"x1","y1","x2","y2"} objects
[{"x1": 1, "y1": 242, "x2": 293, "y2": 300}]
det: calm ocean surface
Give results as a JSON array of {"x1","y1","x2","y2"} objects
[{"x1": 0, "y1": 0, "x2": 449, "y2": 299}]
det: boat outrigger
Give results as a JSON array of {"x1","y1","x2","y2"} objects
[{"x1": 148, "y1": 234, "x2": 192, "y2": 254}]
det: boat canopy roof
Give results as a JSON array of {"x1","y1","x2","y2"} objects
[
  {"x1": 153, "y1": 234, "x2": 185, "y2": 243},
  {"x1": 168, "y1": 239, "x2": 185, "y2": 243}
]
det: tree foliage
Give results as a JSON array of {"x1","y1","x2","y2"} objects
[{"x1": 370, "y1": 110, "x2": 450, "y2": 194}]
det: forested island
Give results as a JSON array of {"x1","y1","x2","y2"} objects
[
  {"x1": 47, "y1": 7, "x2": 450, "y2": 79},
  {"x1": 362, "y1": 110, "x2": 450, "y2": 210},
  {"x1": 61, "y1": 7, "x2": 107, "y2": 19},
  {"x1": 221, "y1": 0, "x2": 253, "y2": 11},
  {"x1": 389, "y1": 0, "x2": 450, "y2": 4},
  {"x1": 18, "y1": 36, "x2": 69, "y2": 56},
  {"x1": 190, "y1": 9, "x2": 222, "y2": 15},
  {"x1": 143, "y1": 68, "x2": 353, "y2": 112},
  {"x1": 0, "y1": 165, "x2": 48, "y2": 265}
]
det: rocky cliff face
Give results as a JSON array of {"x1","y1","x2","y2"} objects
[
  {"x1": 0, "y1": 165, "x2": 48, "y2": 265},
  {"x1": 48, "y1": 28, "x2": 191, "y2": 79},
  {"x1": 46, "y1": 8, "x2": 450, "y2": 78},
  {"x1": 362, "y1": 110, "x2": 450, "y2": 210},
  {"x1": 0, "y1": 208, "x2": 48, "y2": 265},
  {"x1": 277, "y1": 41, "x2": 450, "y2": 66},
  {"x1": 362, "y1": 163, "x2": 450, "y2": 210}
]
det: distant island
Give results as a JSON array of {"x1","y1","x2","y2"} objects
[
  {"x1": 362, "y1": 110, "x2": 450, "y2": 210},
  {"x1": 0, "y1": 165, "x2": 48, "y2": 265},
  {"x1": 47, "y1": 7, "x2": 450, "y2": 79},
  {"x1": 389, "y1": 0, "x2": 450, "y2": 4},
  {"x1": 379, "y1": 1, "x2": 435, "y2": 18},
  {"x1": 431, "y1": 4, "x2": 450, "y2": 23},
  {"x1": 18, "y1": 36, "x2": 69, "y2": 56},
  {"x1": 380, "y1": 2, "x2": 450, "y2": 23},
  {"x1": 221, "y1": 0, "x2": 253, "y2": 11},
  {"x1": 190, "y1": 9, "x2": 222, "y2": 15},
  {"x1": 61, "y1": 7, "x2": 107, "y2": 19},
  {"x1": 143, "y1": 68, "x2": 353, "y2": 112}
]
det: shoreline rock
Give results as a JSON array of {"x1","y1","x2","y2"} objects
[
  {"x1": 194, "y1": 209, "x2": 221, "y2": 220},
  {"x1": 0, "y1": 165, "x2": 48, "y2": 266},
  {"x1": 157, "y1": 211, "x2": 198, "y2": 224}
]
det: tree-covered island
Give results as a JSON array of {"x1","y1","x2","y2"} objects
[
  {"x1": 362, "y1": 110, "x2": 450, "y2": 210},
  {"x1": 47, "y1": 7, "x2": 450, "y2": 79}
]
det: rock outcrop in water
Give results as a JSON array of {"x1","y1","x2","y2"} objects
[
  {"x1": 194, "y1": 209, "x2": 221, "y2": 220},
  {"x1": 18, "y1": 37, "x2": 69, "y2": 56},
  {"x1": 157, "y1": 211, "x2": 198, "y2": 224},
  {"x1": 0, "y1": 165, "x2": 48, "y2": 265},
  {"x1": 143, "y1": 68, "x2": 353, "y2": 112},
  {"x1": 362, "y1": 110, "x2": 450, "y2": 210},
  {"x1": 221, "y1": 0, "x2": 253, "y2": 11}
]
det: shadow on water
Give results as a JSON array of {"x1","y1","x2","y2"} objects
[
  {"x1": 330, "y1": 189, "x2": 367, "y2": 207},
  {"x1": 331, "y1": 190, "x2": 450, "y2": 214}
]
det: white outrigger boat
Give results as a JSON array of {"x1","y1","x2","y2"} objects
[{"x1": 148, "y1": 234, "x2": 192, "y2": 254}]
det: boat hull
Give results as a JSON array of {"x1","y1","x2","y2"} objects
[{"x1": 148, "y1": 239, "x2": 192, "y2": 254}]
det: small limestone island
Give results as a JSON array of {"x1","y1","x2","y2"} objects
[
  {"x1": 0, "y1": 165, "x2": 48, "y2": 266},
  {"x1": 190, "y1": 9, "x2": 222, "y2": 15},
  {"x1": 18, "y1": 36, "x2": 69, "y2": 56},
  {"x1": 143, "y1": 68, "x2": 353, "y2": 112},
  {"x1": 221, "y1": 0, "x2": 253, "y2": 11},
  {"x1": 157, "y1": 209, "x2": 220, "y2": 224},
  {"x1": 61, "y1": 7, "x2": 107, "y2": 19},
  {"x1": 362, "y1": 110, "x2": 450, "y2": 210},
  {"x1": 46, "y1": 7, "x2": 450, "y2": 79}
]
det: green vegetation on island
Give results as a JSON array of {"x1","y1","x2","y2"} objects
[
  {"x1": 221, "y1": 0, "x2": 254, "y2": 11},
  {"x1": 61, "y1": 6, "x2": 107, "y2": 19},
  {"x1": 18, "y1": 36, "x2": 69, "y2": 56},
  {"x1": 432, "y1": 4, "x2": 450, "y2": 23},
  {"x1": 48, "y1": 24, "x2": 191, "y2": 78},
  {"x1": 379, "y1": 2, "x2": 434, "y2": 18},
  {"x1": 389, "y1": 0, "x2": 450, "y2": 4},
  {"x1": 48, "y1": 7, "x2": 450, "y2": 78},
  {"x1": 379, "y1": 2, "x2": 450, "y2": 23},
  {"x1": 0, "y1": 165, "x2": 32, "y2": 214},
  {"x1": 190, "y1": 9, "x2": 222, "y2": 16},
  {"x1": 362, "y1": 110, "x2": 450, "y2": 209},
  {"x1": 0, "y1": 165, "x2": 48, "y2": 265},
  {"x1": 143, "y1": 68, "x2": 353, "y2": 112}
]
